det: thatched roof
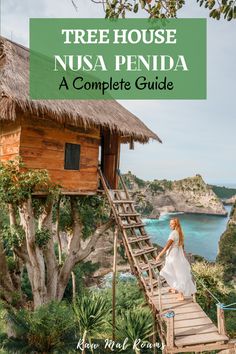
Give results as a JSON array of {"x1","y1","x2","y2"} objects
[{"x1": 0, "y1": 36, "x2": 161, "y2": 144}]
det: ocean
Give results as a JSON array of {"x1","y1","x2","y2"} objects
[{"x1": 144, "y1": 205, "x2": 232, "y2": 261}]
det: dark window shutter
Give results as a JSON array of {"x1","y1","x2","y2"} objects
[{"x1": 64, "y1": 143, "x2": 80, "y2": 170}]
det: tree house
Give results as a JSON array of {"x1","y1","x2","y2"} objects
[{"x1": 0, "y1": 36, "x2": 161, "y2": 194}]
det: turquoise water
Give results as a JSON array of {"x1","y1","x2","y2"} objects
[{"x1": 144, "y1": 205, "x2": 232, "y2": 261}]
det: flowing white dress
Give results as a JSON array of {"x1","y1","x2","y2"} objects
[{"x1": 160, "y1": 230, "x2": 197, "y2": 296}]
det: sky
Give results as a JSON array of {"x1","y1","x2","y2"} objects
[{"x1": 0, "y1": 0, "x2": 235, "y2": 185}]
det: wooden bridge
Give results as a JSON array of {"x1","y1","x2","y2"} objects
[{"x1": 99, "y1": 169, "x2": 236, "y2": 354}]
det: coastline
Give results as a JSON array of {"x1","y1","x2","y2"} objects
[
  {"x1": 144, "y1": 205, "x2": 232, "y2": 261},
  {"x1": 146, "y1": 209, "x2": 228, "y2": 218}
]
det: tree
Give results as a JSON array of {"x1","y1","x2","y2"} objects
[
  {"x1": 72, "y1": 0, "x2": 236, "y2": 20},
  {"x1": 0, "y1": 159, "x2": 113, "y2": 309}
]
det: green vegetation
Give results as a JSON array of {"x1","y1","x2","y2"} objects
[
  {"x1": 121, "y1": 175, "x2": 133, "y2": 189},
  {"x1": 73, "y1": 293, "x2": 110, "y2": 352},
  {"x1": 0, "y1": 159, "x2": 112, "y2": 309},
  {"x1": 136, "y1": 200, "x2": 154, "y2": 216},
  {"x1": 78, "y1": 0, "x2": 236, "y2": 21},
  {"x1": 133, "y1": 176, "x2": 146, "y2": 189},
  {"x1": 115, "y1": 309, "x2": 153, "y2": 354},
  {"x1": 1, "y1": 302, "x2": 76, "y2": 353},
  {"x1": 217, "y1": 224, "x2": 236, "y2": 281},
  {"x1": 0, "y1": 279, "x2": 154, "y2": 354},
  {"x1": 148, "y1": 181, "x2": 164, "y2": 195},
  {"x1": 0, "y1": 265, "x2": 235, "y2": 352},
  {"x1": 211, "y1": 185, "x2": 236, "y2": 199},
  {"x1": 192, "y1": 261, "x2": 236, "y2": 337},
  {"x1": 0, "y1": 162, "x2": 235, "y2": 351},
  {"x1": 122, "y1": 173, "x2": 146, "y2": 189},
  {"x1": 217, "y1": 203, "x2": 236, "y2": 282}
]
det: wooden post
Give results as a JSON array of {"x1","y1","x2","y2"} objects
[
  {"x1": 112, "y1": 226, "x2": 119, "y2": 341},
  {"x1": 164, "y1": 311, "x2": 175, "y2": 349},
  {"x1": 71, "y1": 271, "x2": 76, "y2": 302},
  {"x1": 148, "y1": 263, "x2": 154, "y2": 296},
  {"x1": 152, "y1": 307, "x2": 158, "y2": 354},
  {"x1": 101, "y1": 130, "x2": 120, "y2": 189},
  {"x1": 217, "y1": 304, "x2": 226, "y2": 335},
  {"x1": 158, "y1": 274, "x2": 162, "y2": 312}
]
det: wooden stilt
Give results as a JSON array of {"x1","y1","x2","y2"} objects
[
  {"x1": 71, "y1": 271, "x2": 76, "y2": 302},
  {"x1": 152, "y1": 306, "x2": 158, "y2": 354},
  {"x1": 112, "y1": 225, "x2": 119, "y2": 341},
  {"x1": 217, "y1": 304, "x2": 226, "y2": 336},
  {"x1": 164, "y1": 311, "x2": 175, "y2": 349}
]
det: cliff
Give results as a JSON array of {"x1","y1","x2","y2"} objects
[
  {"x1": 123, "y1": 172, "x2": 227, "y2": 217},
  {"x1": 224, "y1": 195, "x2": 236, "y2": 205},
  {"x1": 217, "y1": 202, "x2": 236, "y2": 282}
]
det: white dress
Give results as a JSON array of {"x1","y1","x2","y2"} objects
[{"x1": 160, "y1": 230, "x2": 197, "y2": 296}]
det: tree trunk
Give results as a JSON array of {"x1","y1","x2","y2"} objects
[
  {"x1": 2, "y1": 195, "x2": 113, "y2": 308},
  {"x1": 0, "y1": 237, "x2": 15, "y2": 304},
  {"x1": 39, "y1": 199, "x2": 58, "y2": 302},
  {"x1": 19, "y1": 198, "x2": 47, "y2": 308},
  {"x1": 82, "y1": 330, "x2": 88, "y2": 354},
  {"x1": 55, "y1": 196, "x2": 62, "y2": 265}
]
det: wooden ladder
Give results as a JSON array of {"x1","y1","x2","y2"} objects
[{"x1": 98, "y1": 168, "x2": 165, "y2": 298}]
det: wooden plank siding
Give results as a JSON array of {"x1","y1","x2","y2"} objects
[
  {"x1": 0, "y1": 121, "x2": 21, "y2": 160},
  {"x1": 0, "y1": 114, "x2": 101, "y2": 194},
  {"x1": 19, "y1": 116, "x2": 100, "y2": 193}
]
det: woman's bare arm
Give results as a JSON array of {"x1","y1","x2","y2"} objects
[{"x1": 157, "y1": 239, "x2": 173, "y2": 258}]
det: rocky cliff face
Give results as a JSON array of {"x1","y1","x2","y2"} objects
[
  {"x1": 224, "y1": 194, "x2": 236, "y2": 205},
  {"x1": 123, "y1": 172, "x2": 227, "y2": 217}
]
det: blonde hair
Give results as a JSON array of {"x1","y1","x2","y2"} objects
[{"x1": 171, "y1": 218, "x2": 184, "y2": 247}]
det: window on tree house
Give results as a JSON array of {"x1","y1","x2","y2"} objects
[{"x1": 64, "y1": 143, "x2": 81, "y2": 170}]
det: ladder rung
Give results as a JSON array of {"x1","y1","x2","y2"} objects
[
  {"x1": 150, "y1": 280, "x2": 168, "y2": 294},
  {"x1": 144, "y1": 278, "x2": 159, "y2": 287},
  {"x1": 113, "y1": 200, "x2": 134, "y2": 204},
  {"x1": 133, "y1": 247, "x2": 156, "y2": 256},
  {"x1": 138, "y1": 260, "x2": 163, "y2": 271},
  {"x1": 122, "y1": 223, "x2": 145, "y2": 229},
  {"x1": 128, "y1": 235, "x2": 150, "y2": 243},
  {"x1": 119, "y1": 212, "x2": 140, "y2": 217}
]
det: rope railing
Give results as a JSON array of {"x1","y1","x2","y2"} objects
[
  {"x1": 192, "y1": 274, "x2": 236, "y2": 311},
  {"x1": 217, "y1": 303, "x2": 236, "y2": 311}
]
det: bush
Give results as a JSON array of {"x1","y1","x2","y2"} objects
[
  {"x1": 101, "y1": 278, "x2": 145, "y2": 316},
  {"x1": 192, "y1": 261, "x2": 236, "y2": 336},
  {"x1": 116, "y1": 308, "x2": 153, "y2": 354},
  {"x1": 192, "y1": 262, "x2": 230, "y2": 314},
  {"x1": 217, "y1": 224, "x2": 236, "y2": 282},
  {"x1": 134, "y1": 176, "x2": 146, "y2": 188},
  {"x1": 148, "y1": 182, "x2": 164, "y2": 195},
  {"x1": 2, "y1": 301, "x2": 76, "y2": 353}
]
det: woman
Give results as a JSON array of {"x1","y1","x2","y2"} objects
[{"x1": 156, "y1": 218, "x2": 196, "y2": 301}]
